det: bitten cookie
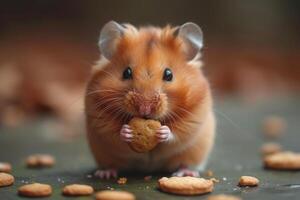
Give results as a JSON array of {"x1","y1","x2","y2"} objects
[
  {"x1": 158, "y1": 176, "x2": 214, "y2": 195},
  {"x1": 0, "y1": 173, "x2": 14, "y2": 187},
  {"x1": 128, "y1": 117, "x2": 161, "y2": 153},
  {"x1": 18, "y1": 183, "x2": 52, "y2": 197},
  {"x1": 62, "y1": 184, "x2": 94, "y2": 196},
  {"x1": 26, "y1": 154, "x2": 55, "y2": 168},
  {"x1": 95, "y1": 190, "x2": 136, "y2": 200},
  {"x1": 0, "y1": 162, "x2": 12, "y2": 173},
  {"x1": 238, "y1": 176, "x2": 259, "y2": 187},
  {"x1": 264, "y1": 151, "x2": 300, "y2": 170}
]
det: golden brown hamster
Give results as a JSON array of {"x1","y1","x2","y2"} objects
[{"x1": 85, "y1": 21, "x2": 215, "y2": 179}]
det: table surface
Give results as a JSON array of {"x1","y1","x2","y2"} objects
[{"x1": 1, "y1": 97, "x2": 300, "y2": 200}]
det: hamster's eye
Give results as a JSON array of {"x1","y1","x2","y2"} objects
[
  {"x1": 122, "y1": 67, "x2": 132, "y2": 80},
  {"x1": 163, "y1": 68, "x2": 173, "y2": 82}
]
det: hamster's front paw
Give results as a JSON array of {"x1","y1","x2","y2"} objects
[
  {"x1": 94, "y1": 169, "x2": 118, "y2": 179},
  {"x1": 157, "y1": 125, "x2": 174, "y2": 143},
  {"x1": 120, "y1": 124, "x2": 133, "y2": 142},
  {"x1": 172, "y1": 168, "x2": 200, "y2": 177}
]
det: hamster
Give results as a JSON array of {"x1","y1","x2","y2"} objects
[{"x1": 85, "y1": 21, "x2": 215, "y2": 179}]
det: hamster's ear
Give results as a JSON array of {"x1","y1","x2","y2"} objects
[
  {"x1": 175, "y1": 22, "x2": 203, "y2": 60},
  {"x1": 98, "y1": 21, "x2": 125, "y2": 60}
]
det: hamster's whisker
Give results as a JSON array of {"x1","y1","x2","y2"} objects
[
  {"x1": 94, "y1": 98, "x2": 122, "y2": 112},
  {"x1": 85, "y1": 89, "x2": 123, "y2": 97},
  {"x1": 100, "y1": 69, "x2": 119, "y2": 80}
]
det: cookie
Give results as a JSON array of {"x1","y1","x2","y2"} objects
[
  {"x1": 261, "y1": 142, "x2": 282, "y2": 156},
  {"x1": 207, "y1": 194, "x2": 241, "y2": 200},
  {"x1": 62, "y1": 184, "x2": 94, "y2": 196},
  {"x1": 128, "y1": 117, "x2": 161, "y2": 153},
  {"x1": 95, "y1": 190, "x2": 136, "y2": 200},
  {"x1": 18, "y1": 183, "x2": 52, "y2": 197},
  {"x1": 263, "y1": 115, "x2": 286, "y2": 138},
  {"x1": 158, "y1": 176, "x2": 214, "y2": 195},
  {"x1": 117, "y1": 177, "x2": 127, "y2": 185},
  {"x1": 0, "y1": 172, "x2": 14, "y2": 187},
  {"x1": 238, "y1": 176, "x2": 259, "y2": 187},
  {"x1": 26, "y1": 154, "x2": 55, "y2": 168},
  {"x1": 264, "y1": 151, "x2": 300, "y2": 170},
  {"x1": 0, "y1": 162, "x2": 12, "y2": 173}
]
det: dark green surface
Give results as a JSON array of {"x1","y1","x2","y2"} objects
[{"x1": 1, "y1": 97, "x2": 300, "y2": 200}]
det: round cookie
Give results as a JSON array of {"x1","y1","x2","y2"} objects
[
  {"x1": 26, "y1": 154, "x2": 55, "y2": 168},
  {"x1": 207, "y1": 194, "x2": 241, "y2": 200},
  {"x1": 0, "y1": 172, "x2": 14, "y2": 187},
  {"x1": 128, "y1": 117, "x2": 161, "y2": 153},
  {"x1": 158, "y1": 176, "x2": 214, "y2": 195},
  {"x1": 18, "y1": 183, "x2": 52, "y2": 197},
  {"x1": 63, "y1": 184, "x2": 94, "y2": 196},
  {"x1": 261, "y1": 143, "x2": 282, "y2": 156},
  {"x1": 0, "y1": 162, "x2": 12, "y2": 173},
  {"x1": 95, "y1": 190, "x2": 136, "y2": 200},
  {"x1": 238, "y1": 176, "x2": 259, "y2": 187},
  {"x1": 264, "y1": 151, "x2": 300, "y2": 170},
  {"x1": 263, "y1": 116, "x2": 286, "y2": 138}
]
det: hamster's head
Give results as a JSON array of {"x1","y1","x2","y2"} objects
[{"x1": 88, "y1": 21, "x2": 209, "y2": 124}]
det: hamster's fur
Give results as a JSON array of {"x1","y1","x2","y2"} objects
[{"x1": 85, "y1": 21, "x2": 215, "y2": 178}]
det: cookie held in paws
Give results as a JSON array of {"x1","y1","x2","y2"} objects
[{"x1": 128, "y1": 117, "x2": 161, "y2": 153}]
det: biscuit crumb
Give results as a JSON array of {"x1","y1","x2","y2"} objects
[
  {"x1": 0, "y1": 172, "x2": 14, "y2": 187},
  {"x1": 263, "y1": 115, "x2": 286, "y2": 138},
  {"x1": 117, "y1": 177, "x2": 127, "y2": 185},
  {"x1": 205, "y1": 170, "x2": 214, "y2": 177},
  {"x1": 210, "y1": 178, "x2": 220, "y2": 183},
  {"x1": 238, "y1": 176, "x2": 259, "y2": 187}
]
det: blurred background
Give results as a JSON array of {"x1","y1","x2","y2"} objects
[{"x1": 0, "y1": 0, "x2": 299, "y2": 135}]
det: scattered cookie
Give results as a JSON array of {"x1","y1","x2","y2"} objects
[
  {"x1": 26, "y1": 154, "x2": 55, "y2": 168},
  {"x1": 62, "y1": 184, "x2": 94, "y2": 196},
  {"x1": 128, "y1": 117, "x2": 161, "y2": 153},
  {"x1": 210, "y1": 178, "x2": 220, "y2": 183},
  {"x1": 0, "y1": 162, "x2": 12, "y2": 173},
  {"x1": 0, "y1": 172, "x2": 14, "y2": 187},
  {"x1": 117, "y1": 177, "x2": 127, "y2": 185},
  {"x1": 261, "y1": 142, "x2": 282, "y2": 156},
  {"x1": 158, "y1": 176, "x2": 214, "y2": 195},
  {"x1": 18, "y1": 183, "x2": 52, "y2": 197},
  {"x1": 263, "y1": 115, "x2": 286, "y2": 138},
  {"x1": 238, "y1": 176, "x2": 259, "y2": 187},
  {"x1": 207, "y1": 194, "x2": 241, "y2": 200},
  {"x1": 205, "y1": 169, "x2": 214, "y2": 177},
  {"x1": 264, "y1": 151, "x2": 300, "y2": 170},
  {"x1": 95, "y1": 190, "x2": 136, "y2": 200}
]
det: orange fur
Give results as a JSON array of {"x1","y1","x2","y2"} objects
[{"x1": 85, "y1": 24, "x2": 215, "y2": 171}]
